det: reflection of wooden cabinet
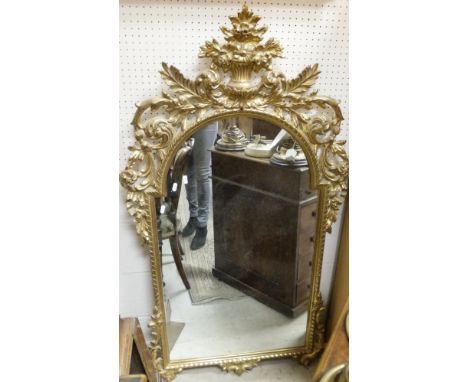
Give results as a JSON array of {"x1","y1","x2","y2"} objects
[
  {"x1": 251, "y1": 118, "x2": 281, "y2": 139},
  {"x1": 211, "y1": 150, "x2": 318, "y2": 317}
]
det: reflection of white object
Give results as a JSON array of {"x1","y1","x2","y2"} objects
[
  {"x1": 285, "y1": 148, "x2": 297, "y2": 162},
  {"x1": 270, "y1": 129, "x2": 287, "y2": 148},
  {"x1": 244, "y1": 130, "x2": 287, "y2": 158},
  {"x1": 245, "y1": 139, "x2": 273, "y2": 157}
]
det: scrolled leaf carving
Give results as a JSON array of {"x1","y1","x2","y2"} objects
[
  {"x1": 219, "y1": 359, "x2": 261, "y2": 375},
  {"x1": 124, "y1": 191, "x2": 152, "y2": 247},
  {"x1": 321, "y1": 141, "x2": 349, "y2": 232},
  {"x1": 300, "y1": 294, "x2": 326, "y2": 366},
  {"x1": 282, "y1": 64, "x2": 321, "y2": 97},
  {"x1": 149, "y1": 306, "x2": 183, "y2": 381},
  {"x1": 119, "y1": 146, "x2": 158, "y2": 193},
  {"x1": 142, "y1": 118, "x2": 174, "y2": 151}
]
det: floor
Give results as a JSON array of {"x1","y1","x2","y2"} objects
[
  {"x1": 163, "y1": 258, "x2": 308, "y2": 359},
  {"x1": 146, "y1": 253, "x2": 315, "y2": 381}
]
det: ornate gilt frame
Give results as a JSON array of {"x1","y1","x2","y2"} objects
[{"x1": 120, "y1": 5, "x2": 348, "y2": 381}]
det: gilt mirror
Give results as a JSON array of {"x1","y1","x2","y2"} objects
[{"x1": 120, "y1": 5, "x2": 348, "y2": 381}]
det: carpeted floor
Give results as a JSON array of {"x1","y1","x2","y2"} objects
[{"x1": 177, "y1": 186, "x2": 246, "y2": 304}]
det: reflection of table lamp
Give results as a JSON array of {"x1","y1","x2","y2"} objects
[
  {"x1": 215, "y1": 118, "x2": 249, "y2": 151},
  {"x1": 270, "y1": 134, "x2": 307, "y2": 167},
  {"x1": 244, "y1": 129, "x2": 287, "y2": 158}
]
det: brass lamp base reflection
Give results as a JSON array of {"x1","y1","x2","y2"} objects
[
  {"x1": 215, "y1": 141, "x2": 248, "y2": 151},
  {"x1": 215, "y1": 119, "x2": 249, "y2": 151},
  {"x1": 270, "y1": 136, "x2": 308, "y2": 167}
]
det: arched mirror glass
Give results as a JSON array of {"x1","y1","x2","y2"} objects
[{"x1": 157, "y1": 117, "x2": 318, "y2": 360}]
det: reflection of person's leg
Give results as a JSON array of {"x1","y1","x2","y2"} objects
[
  {"x1": 191, "y1": 122, "x2": 218, "y2": 250},
  {"x1": 181, "y1": 149, "x2": 198, "y2": 237}
]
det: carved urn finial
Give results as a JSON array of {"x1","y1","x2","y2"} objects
[{"x1": 199, "y1": 4, "x2": 283, "y2": 89}]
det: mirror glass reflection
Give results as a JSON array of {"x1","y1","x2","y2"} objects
[{"x1": 156, "y1": 117, "x2": 318, "y2": 360}]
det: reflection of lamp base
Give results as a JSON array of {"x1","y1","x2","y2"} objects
[
  {"x1": 215, "y1": 141, "x2": 247, "y2": 151},
  {"x1": 216, "y1": 120, "x2": 248, "y2": 151},
  {"x1": 270, "y1": 134, "x2": 307, "y2": 167},
  {"x1": 270, "y1": 154, "x2": 308, "y2": 167}
]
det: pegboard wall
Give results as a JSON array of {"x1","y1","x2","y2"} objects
[{"x1": 119, "y1": 0, "x2": 349, "y2": 168}]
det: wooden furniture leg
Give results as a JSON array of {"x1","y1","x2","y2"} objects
[
  {"x1": 119, "y1": 317, "x2": 159, "y2": 382},
  {"x1": 177, "y1": 234, "x2": 185, "y2": 257},
  {"x1": 169, "y1": 235, "x2": 191, "y2": 289}
]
